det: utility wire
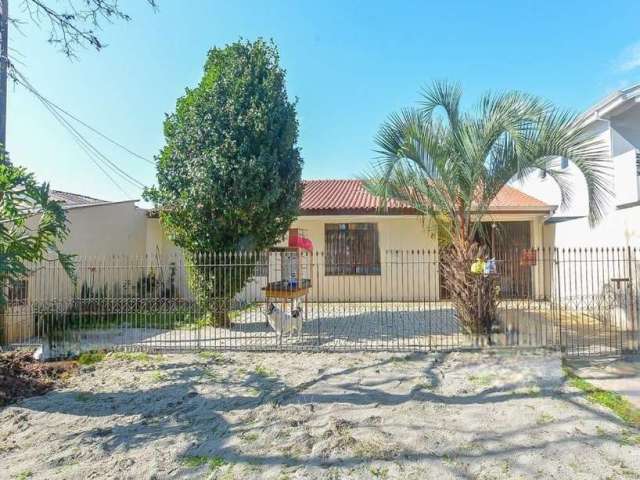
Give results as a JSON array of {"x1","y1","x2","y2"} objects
[
  {"x1": 11, "y1": 66, "x2": 154, "y2": 165},
  {"x1": 9, "y1": 65, "x2": 149, "y2": 197},
  {"x1": 17, "y1": 71, "x2": 144, "y2": 189},
  {"x1": 29, "y1": 88, "x2": 154, "y2": 165},
  {"x1": 35, "y1": 85, "x2": 133, "y2": 198}
]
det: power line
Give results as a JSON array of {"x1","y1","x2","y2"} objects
[
  {"x1": 9, "y1": 66, "x2": 150, "y2": 198},
  {"x1": 28, "y1": 87, "x2": 155, "y2": 165},
  {"x1": 33, "y1": 82, "x2": 134, "y2": 198},
  {"x1": 14, "y1": 70, "x2": 144, "y2": 188},
  {"x1": 11, "y1": 66, "x2": 155, "y2": 165}
]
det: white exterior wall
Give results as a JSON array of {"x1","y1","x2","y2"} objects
[
  {"x1": 515, "y1": 103, "x2": 640, "y2": 249},
  {"x1": 611, "y1": 106, "x2": 640, "y2": 207}
]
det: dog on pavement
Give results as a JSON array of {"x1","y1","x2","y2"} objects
[{"x1": 264, "y1": 302, "x2": 303, "y2": 337}]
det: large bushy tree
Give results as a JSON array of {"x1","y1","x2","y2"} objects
[
  {"x1": 145, "y1": 39, "x2": 303, "y2": 325},
  {"x1": 365, "y1": 81, "x2": 610, "y2": 342}
]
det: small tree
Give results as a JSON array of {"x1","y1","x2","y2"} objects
[
  {"x1": 0, "y1": 157, "x2": 74, "y2": 341},
  {"x1": 365, "y1": 81, "x2": 610, "y2": 343},
  {"x1": 145, "y1": 39, "x2": 303, "y2": 325}
]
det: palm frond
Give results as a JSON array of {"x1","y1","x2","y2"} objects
[
  {"x1": 420, "y1": 80, "x2": 462, "y2": 129},
  {"x1": 366, "y1": 81, "x2": 612, "y2": 243}
]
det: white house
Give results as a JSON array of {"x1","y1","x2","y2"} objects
[{"x1": 513, "y1": 84, "x2": 640, "y2": 248}]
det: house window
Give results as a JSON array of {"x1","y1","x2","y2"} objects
[
  {"x1": 636, "y1": 150, "x2": 640, "y2": 176},
  {"x1": 325, "y1": 223, "x2": 381, "y2": 275},
  {"x1": 7, "y1": 279, "x2": 28, "y2": 306}
]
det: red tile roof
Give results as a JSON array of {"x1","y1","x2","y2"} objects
[
  {"x1": 51, "y1": 190, "x2": 105, "y2": 207},
  {"x1": 300, "y1": 179, "x2": 551, "y2": 215}
]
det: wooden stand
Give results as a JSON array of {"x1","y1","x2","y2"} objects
[
  {"x1": 263, "y1": 285, "x2": 310, "y2": 320},
  {"x1": 263, "y1": 237, "x2": 313, "y2": 330}
]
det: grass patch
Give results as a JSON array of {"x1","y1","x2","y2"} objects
[
  {"x1": 198, "y1": 351, "x2": 224, "y2": 363},
  {"x1": 181, "y1": 455, "x2": 209, "y2": 468},
  {"x1": 536, "y1": 413, "x2": 555, "y2": 425},
  {"x1": 620, "y1": 429, "x2": 640, "y2": 446},
  {"x1": 468, "y1": 373, "x2": 495, "y2": 387},
  {"x1": 254, "y1": 365, "x2": 274, "y2": 378},
  {"x1": 369, "y1": 466, "x2": 389, "y2": 479},
  {"x1": 14, "y1": 471, "x2": 32, "y2": 480},
  {"x1": 564, "y1": 367, "x2": 640, "y2": 428},
  {"x1": 241, "y1": 431, "x2": 259, "y2": 443},
  {"x1": 208, "y1": 456, "x2": 226, "y2": 470},
  {"x1": 181, "y1": 455, "x2": 226, "y2": 471},
  {"x1": 248, "y1": 386, "x2": 261, "y2": 396},
  {"x1": 352, "y1": 438, "x2": 399, "y2": 460},
  {"x1": 77, "y1": 351, "x2": 106, "y2": 366},
  {"x1": 390, "y1": 354, "x2": 413, "y2": 365},
  {"x1": 413, "y1": 380, "x2": 434, "y2": 391},
  {"x1": 40, "y1": 311, "x2": 194, "y2": 332},
  {"x1": 110, "y1": 352, "x2": 160, "y2": 363},
  {"x1": 201, "y1": 369, "x2": 219, "y2": 381},
  {"x1": 150, "y1": 371, "x2": 168, "y2": 382},
  {"x1": 176, "y1": 316, "x2": 211, "y2": 330}
]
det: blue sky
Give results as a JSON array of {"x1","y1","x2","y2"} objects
[{"x1": 7, "y1": 0, "x2": 640, "y2": 201}]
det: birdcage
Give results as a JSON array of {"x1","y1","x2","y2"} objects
[{"x1": 263, "y1": 229, "x2": 313, "y2": 314}]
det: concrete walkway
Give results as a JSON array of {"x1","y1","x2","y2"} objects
[{"x1": 566, "y1": 356, "x2": 640, "y2": 408}]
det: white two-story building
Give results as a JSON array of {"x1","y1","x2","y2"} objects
[{"x1": 514, "y1": 84, "x2": 640, "y2": 248}]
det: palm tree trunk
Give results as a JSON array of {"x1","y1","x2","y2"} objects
[{"x1": 441, "y1": 241, "x2": 499, "y2": 344}]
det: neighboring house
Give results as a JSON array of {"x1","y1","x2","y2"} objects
[
  {"x1": 513, "y1": 84, "x2": 640, "y2": 248},
  {"x1": 2, "y1": 191, "x2": 177, "y2": 343},
  {"x1": 46, "y1": 190, "x2": 178, "y2": 258}
]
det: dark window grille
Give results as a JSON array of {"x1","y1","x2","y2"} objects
[
  {"x1": 7, "y1": 279, "x2": 28, "y2": 306},
  {"x1": 325, "y1": 223, "x2": 381, "y2": 275},
  {"x1": 636, "y1": 150, "x2": 640, "y2": 176}
]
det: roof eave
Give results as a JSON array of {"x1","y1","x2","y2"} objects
[
  {"x1": 578, "y1": 84, "x2": 640, "y2": 125},
  {"x1": 299, "y1": 206, "x2": 554, "y2": 216},
  {"x1": 62, "y1": 199, "x2": 139, "y2": 211}
]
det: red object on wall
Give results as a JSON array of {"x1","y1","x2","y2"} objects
[
  {"x1": 520, "y1": 249, "x2": 537, "y2": 266},
  {"x1": 288, "y1": 228, "x2": 313, "y2": 251}
]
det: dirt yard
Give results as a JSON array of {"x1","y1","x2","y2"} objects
[{"x1": 1, "y1": 350, "x2": 639, "y2": 479}]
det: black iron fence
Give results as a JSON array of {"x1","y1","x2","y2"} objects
[{"x1": 1, "y1": 247, "x2": 638, "y2": 358}]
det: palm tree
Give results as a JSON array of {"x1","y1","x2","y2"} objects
[{"x1": 365, "y1": 81, "x2": 610, "y2": 342}]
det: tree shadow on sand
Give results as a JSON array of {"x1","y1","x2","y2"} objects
[{"x1": 16, "y1": 352, "x2": 640, "y2": 479}]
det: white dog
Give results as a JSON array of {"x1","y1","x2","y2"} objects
[{"x1": 265, "y1": 303, "x2": 303, "y2": 338}]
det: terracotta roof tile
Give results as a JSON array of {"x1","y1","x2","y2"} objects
[
  {"x1": 50, "y1": 190, "x2": 105, "y2": 207},
  {"x1": 300, "y1": 179, "x2": 550, "y2": 214}
]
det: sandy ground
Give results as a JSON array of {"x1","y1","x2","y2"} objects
[{"x1": 1, "y1": 350, "x2": 639, "y2": 480}]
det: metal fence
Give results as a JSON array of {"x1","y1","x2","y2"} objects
[{"x1": 1, "y1": 247, "x2": 639, "y2": 358}]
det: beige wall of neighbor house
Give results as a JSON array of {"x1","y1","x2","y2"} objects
[
  {"x1": 62, "y1": 201, "x2": 148, "y2": 256},
  {"x1": 3, "y1": 201, "x2": 175, "y2": 343}
]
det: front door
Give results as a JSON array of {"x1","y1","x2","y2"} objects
[
  {"x1": 439, "y1": 221, "x2": 532, "y2": 299},
  {"x1": 488, "y1": 221, "x2": 532, "y2": 298}
]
